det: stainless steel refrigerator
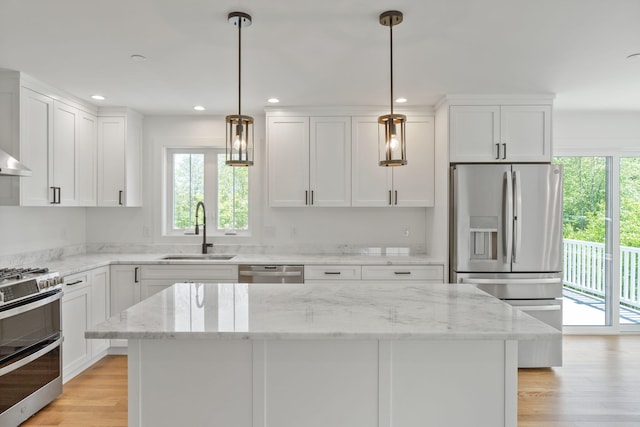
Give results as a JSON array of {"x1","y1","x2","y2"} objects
[{"x1": 450, "y1": 163, "x2": 563, "y2": 367}]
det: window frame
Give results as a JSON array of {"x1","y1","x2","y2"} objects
[{"x1": 164, "y1": 147, "x2": 251, "y2": 237}]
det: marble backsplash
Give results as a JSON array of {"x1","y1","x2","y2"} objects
[{"x1": 0, "y1": 243, "x2": 426, "y2": 268}]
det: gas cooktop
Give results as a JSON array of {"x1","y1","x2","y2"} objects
[{"x1": 0, "y1": 267, "x2": 63, "y2": 307}]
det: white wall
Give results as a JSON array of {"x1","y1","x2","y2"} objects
[
  {"x1": 0, "y1": 206, "x2": 86, "y2": 256},
  {"x1": 554, "y1": 110, "x2": 640, "y2": 152},
  {"x1": 85, "y1": 114, "x2": 436, "y2": 254}
]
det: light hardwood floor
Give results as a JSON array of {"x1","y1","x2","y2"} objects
[{"x1": 20, "y1": 336, "x2": 640, "y2": 426}]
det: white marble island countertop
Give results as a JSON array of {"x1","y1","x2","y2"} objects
[{"x1": 86, "y1": 282, "x2": 559, "y2": 341}]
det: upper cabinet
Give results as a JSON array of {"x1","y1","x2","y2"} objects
[
  {"x1": 97, "y1": 109, "x2": 143, "y2": 207},
  {"x1": 0, "y1": 70, "x2": 98, "y2": 206},
  {"x1": 352, "y1": 116, "x2": 434, "y2": 207},
  {"x1": 267, "y1": 115, "x2": 351, "y2": 207},
  {"x1": 448, "y1": 101, "x2": 552, "y2": 163},
  {"x1": 267, "y1": 110, "x2": 434, "y2": 208}
]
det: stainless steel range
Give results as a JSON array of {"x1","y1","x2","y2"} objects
[{"x1": 0, "y1": 267, "x2": 64, "y2": 427}]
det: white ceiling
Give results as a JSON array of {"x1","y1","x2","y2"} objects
[{"x1": 1, "y1": 0, "x2": 640, "y2": 116}]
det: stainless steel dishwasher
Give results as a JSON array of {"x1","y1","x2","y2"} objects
[{"x1": 238, "y1": 265, "x2": 304, "y2": 283}]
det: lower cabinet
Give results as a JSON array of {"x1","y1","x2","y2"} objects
[
  {"x1": 139, "y1": 264, "x2": 239, "y2": 299},
  {"x1": 361, "y1": 265, "x2": 444, "y2": 283},
  {"x1": 61, "y1": 266, "x2": 110, "y2": 382},
  {"x1": 90, "y1": 266, "x2": 110, "y2": 357},
  {"x1": 107, "y1": 264, "x2": 239, "y2": 348},
  {"x1": 305, "y1": 264, "x2": 445, "y2": 284}
]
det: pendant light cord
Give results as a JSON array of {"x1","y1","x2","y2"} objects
[
  {"x1": 389, "y1": 21, "x2": 393, "y2": 115},
  {"x1": 238, "y1": 18, "x2": 242, "y2": 116}
]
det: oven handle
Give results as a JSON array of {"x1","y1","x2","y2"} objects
[
  {"x1": 0, "y1": 338, "x2": 62, "y2": 377},
  {"x1": 460, "y1": 278, "x2": 561, "y2": 285},
  {"x1": 0, "y1": 291, "x2": 62, "y2": 321}
]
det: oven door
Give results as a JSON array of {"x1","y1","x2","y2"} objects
[{"x1": 0, "y1": 291, "x2": 63, "y2": 424}]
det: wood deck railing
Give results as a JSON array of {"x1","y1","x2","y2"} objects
[{"x1": 563, "y1": 239, "x2": 640, "y2": 310}]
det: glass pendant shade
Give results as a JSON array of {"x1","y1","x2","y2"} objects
[
  {"x1": 378, "y1": 113, "x2": 407, "y2": 166},
  {"x1": 225, "y1": 114, "x2": 254, "y2": 166}
]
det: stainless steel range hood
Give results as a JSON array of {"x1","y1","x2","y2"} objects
[{"x1": 0, "y1": 148, "x2": 32, "y2": 176}]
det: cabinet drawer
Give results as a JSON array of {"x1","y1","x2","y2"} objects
[
  {"x1": 64, "y1": 271, "x2": 91, "y2": 290},
  {"x1": 304, "y1": 265, "x2": 362, "y2": 281},
  {"x1": 361, "y1": 265, "x2": 444, "y2": 282},
  {"x1": 141, "y1": 265, "x2": 238, "y2": 280}
]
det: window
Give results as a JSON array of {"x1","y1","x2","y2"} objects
[{"x1": 166, "y1": 148, "x2": 249, "y2": 235}]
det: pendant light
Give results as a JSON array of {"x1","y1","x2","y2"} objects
[
  {"x1": 226, "y1": 12, "x2": 254, "y2": 167},
  {"x1": 378, "y1": 10, "x2": 407, "y2": 167}
]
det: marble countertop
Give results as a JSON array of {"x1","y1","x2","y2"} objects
[
  {"x1": 41, "y1": 253, "x2": 443, "y2": 277},
  {"x1": 85, "y1": 282, "x2": 559, "y2": 341}
]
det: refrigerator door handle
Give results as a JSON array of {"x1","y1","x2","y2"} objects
[
  {"x1": 460, "y1": 277, "x2": 562, "y2": 285},
  {"x1": 513, "y1": 170, "x2": 522, "y2": 263},
  {"x1": 514, "y1": 305, "x2": 562, "y2": 312},
  {"x1": 502, "y1": 171, "x2": 513, "y2": 263}
]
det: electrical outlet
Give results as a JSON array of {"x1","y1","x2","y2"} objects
[{"x1": 402, "y1": 227, "x2": 410, "y2": 237}]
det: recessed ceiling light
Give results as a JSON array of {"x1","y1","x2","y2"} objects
[
  {"x1": 193, "y1": 105, "x2": 206, "y2": 111},
  {"x1": 130, "y1": 54, "x2": 147, "y2": 62},
  {"x1": 627, "y1": 53, "x2": 640, "y2": 60},
  {"x1": 267, "y1": 98, "x2": 280, "y2": 103},
  {"x1": 395, "y1": 97, "x2": 407, "y2": 103},
  {"x1": 91, "y1": 94, "x2": 105, "y2": 101}
]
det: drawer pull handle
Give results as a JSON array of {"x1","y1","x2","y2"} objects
[
  {"x1": 394, "y1": 271, "x2": 412, "y2": 275},
  {"x1": 324, "y1": 272, "x2": 341, "y2": 275},
  {"x1": 66, "y1": 280, "x2": 84, "y2": 286}
]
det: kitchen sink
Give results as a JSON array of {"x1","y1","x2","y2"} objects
[{"x1": 160, "y1": 254, "x2": 236, "y2": 261}]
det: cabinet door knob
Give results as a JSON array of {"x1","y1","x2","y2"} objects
[
  {"x1": 118, "y1": 190, "x2": 124, "y2": 206},
  {"x1": 502, "y1": 143, "x2": 507, "y2": 160},
  {"x1": 495, "y1": 143, "x2": 500, "y2": 160}
]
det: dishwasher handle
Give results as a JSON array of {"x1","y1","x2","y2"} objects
[{"x1": 239, "y1": 271, "x2": 302, "y2": 277}]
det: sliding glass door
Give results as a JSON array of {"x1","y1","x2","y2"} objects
[
  {"x1": 556, "y1": 154, "x2": 640, "y2": 330},
  {"x1": 556, "y1": 157, "x2": 611, "y2": 326},
  {"x1": 619, "y1": 157, "x2": 640, "y2": 325}
]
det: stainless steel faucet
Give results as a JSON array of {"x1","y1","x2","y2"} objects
[{"x1": 194, "y1": 201, "x2": 213, "y2": 254}]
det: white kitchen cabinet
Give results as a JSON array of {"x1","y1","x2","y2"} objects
[
  {"x1": 109, "y1": 264, "x2": 141, "y2": 348},
  {"x1": 267, "y1": 115, "x2": 351, "y2": 207},
  {"x1": 360, "y1": 265, "x2": 444, "y2": 282},
  {"x1": 97, "y1": 109, "x2": 143, "y2": 207},
  {"x1": 51, "y1": 100, "x2": 78, "y2": 205},
  {"x1": 19, "y1": 87, "x2": 53, "y2": 206},
  {"x1": 352, "y1": 116, "x2": 435, "y2": 207},
  {"x1": 305, "y1": 264, "x2": 444, "y2": 283},
  {"x1": 449, "y1": 104, "x2": 551, "y2": 163},
  {"x1": 309, "y1": 117, "x2": 351, "y2": 206},
  {"x1": 76, "y1": 110, "x2": 98, "y2": 206},
  {"x1": 110, "y1": 264, "x2": 141, "y2": 315},
  {"x1": 304, "y1": 265, "x2": 362, "y2": 281},
  {"x1": 0, "y1": 71, "x2": 99, "y2": 206},
  {"x1": 62, "y1": 271, "x2": 92, "y2": 382},
  {"x1": 62, "y1": 266, "x2": 111, "y2": 381},
  {"x1": 139, "y1": 264, "x2": 238, "y2": 299},
  {"x1": 90, "y1": 266, "x2": 110, "y2": 357}
]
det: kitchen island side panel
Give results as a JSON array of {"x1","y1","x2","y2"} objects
[{"x1": 128, "y1": 339, "x2": 516, "y2": 427}]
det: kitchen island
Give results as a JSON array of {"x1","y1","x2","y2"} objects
[{"x1": 86, "y1": 282, "x2": 559, "y2": 427}]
